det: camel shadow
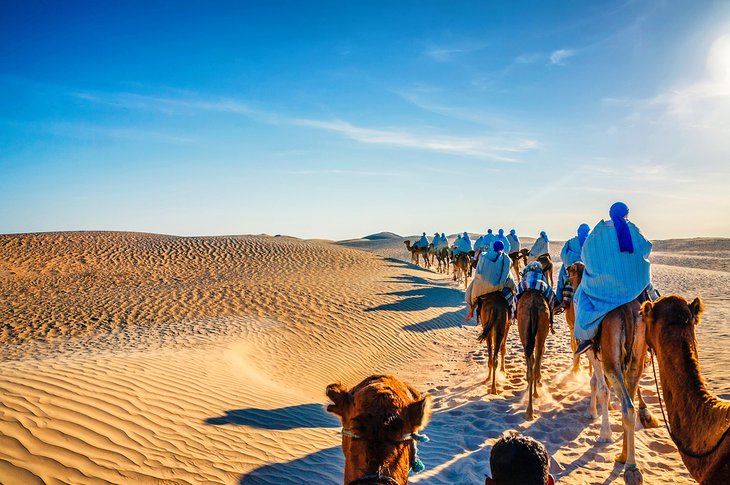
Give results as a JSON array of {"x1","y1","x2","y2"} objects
[
  {"x1": 386, "y1": 274, "x2": 436, "y2": 286},
  {"x1": 205, "y1": 403, "x2": 340, "y2": 430},
  {"x1": 402, "y1": 309, "x2": 472, "y2": 333},
  {"x1": 239, "y1": 446, "x2": 343, "y2": 484},
  {"x1": 383, "y1": 257, "x2": 433, "y2": 273},
  {"x1": 365, "y1": 287, "x2": 464, "y2": 313}
]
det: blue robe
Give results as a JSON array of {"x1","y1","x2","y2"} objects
[
  {"x1": 573, "y1": 220, "x2": 652, "y2": 340},
  {"x1": 556, "y1": 236, "x2": 583, "y2": 302},
  {"x1": 529, "y1": 236, "x2": 549, "y2": 258},
  {"x1": 496, "y1": 234, "x2": 510, "y2": 253},
  {"x1": 507, "y1": 234, "x2": 520, "y2": 254},
  {"x1": 415, "y1": 234, "x2": 429, "y2": 248}
]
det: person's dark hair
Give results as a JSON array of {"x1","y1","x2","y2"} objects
[{"x1": 488, "y1": 434, "x2": 550, "y2": 485}]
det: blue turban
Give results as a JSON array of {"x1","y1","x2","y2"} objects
[
  {"x1": 510, "y1": 229, "x2": 516, "y2": 235},
  {"x1": 609, "y1": 202, "x2": 633, "y2": 253},
  {"x1": 487, "y1": 229, "x2": 493, "y2": 234},
  {"x1": 540, "y1": 231, "x2": 548, "y2": 242},
  {"x1": 441, "y1": 233, "x2": 445, "y2": 238},
  {"x1": 493, "y1": 240, "x2": 504, "y2": 252},
  {"x1": 498, "y1": 228, "x2": 504, "y2": 236},
  {"x1": 577, "y1": 223, "x2": 590, "y2": 246}
]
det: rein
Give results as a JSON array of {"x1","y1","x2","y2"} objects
[
  {"x1": 650, "y1": 350, "x2": 730, "y2": 459},
  {"x1": 341, "y1": 428, "x2": 430, "y2": 485}
]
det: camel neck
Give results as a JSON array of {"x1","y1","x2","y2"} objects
[{"x1": 656, "y1": 332, "x2": 730, "y2": 454}]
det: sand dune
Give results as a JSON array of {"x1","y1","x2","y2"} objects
[{"x1": 1, "y1": 231, "x2": 728, "y2": 484}]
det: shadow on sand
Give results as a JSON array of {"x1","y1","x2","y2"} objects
[
  {"x1": 383, "y1": 257, "x2": 434, "y2": 273},
  {"x1": 402, "y1": 309, "x2": 472, "y2": 333},
  {"x1": 239, "y1": 446, "x2": 343, "y2": 484},
  {"x1": 205, "y1": 403, "x2": 340, "y2": 430},
  {"x1": 365, "y1": 286, "x2": 464, "y2": 313}
]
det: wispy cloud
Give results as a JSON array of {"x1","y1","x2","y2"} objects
[
  {"x1": 3, "y1": 119, "x2": 196, "y2": 145},
  {"x1": 423, "y1": 42, "x2": 488, "y2": 62},
  {"x1": 75, "y1": 90, "x2": 538, "y2": 161},
  {"x1": 549, "y1": 49, "x2": 577, "y2": 66},
  {"x1": 514, "y1": 52, "x2": 542, "y2": 64}
]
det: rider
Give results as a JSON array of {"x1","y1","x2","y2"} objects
[
  {"x1": 496, "y1": 229, "x2": 511, "y2": 253},
  {"x1": 432, "y1": 232, "x2": 442, "y2": 248},
  {"x1": 529, "y1": 231, "x2": 550, "y2": 260},
  {"x1": 440, "y1": 233, "x2": 448, "y2": 248},
  {"x1": 465, "y1": 240, "x2": 515, "y2": 321},
  {"x1": 517, "y1": 261, "x2": 559, "y2": 332},
  {"x1": 574, "y1": 202, "x2": 659, "y2": 355},
  {"x1": 415, "y1": 232, "x2": 430, "y2": 249},
  {"x1": 486, "y1": 434, "x2": 555, "y2": 485},
  {"x1": 555, "y1": 224, "x2": 590, "y2": 311},
  {"x1": 507, "y1": 229, "x2": 520, "y2": 257},
  {"x1": 484, "y1": 229, "x2": 496, "y2": 251},
  {"x1": 454, "y1": 231, "x2": 473, "y2": 256}
]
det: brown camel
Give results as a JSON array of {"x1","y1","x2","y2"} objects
[
  {"x1": 476, "y1": 291, "x2": 511, "y2": 394},
  {"x1": 404, "y1": 240, "x2": 430, "y2": 268},
  {"x1": 536, "y1": 253, "x2": 554, "y2": 287},
  {"x1": 517, "y1": 289, "x2": 551, "y2": 420},
  {"x1": 566, "y1": 262, "x2": 591, "y2": 374},
  {"x1": 430, "y1": 244, "x2": 450, "y2": 273},
  {"x1": 510, "y1": 249, "x2": 529, "y2": 283},
  {"x1": 569, "y1": 267, "x2": 659, "y2": 485},
  {"x1": 642, "y1": 296, "x2": 730, "y2": 484},
  {"x1": 453, "y1": 252, "x2": 470, "y2": 289},
  {"x1": 326, "y1": 375, "x2": 432, "y2": 485}
]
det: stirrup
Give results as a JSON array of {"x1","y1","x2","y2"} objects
[{"x1": 574, "y1": 339, "x2": 592, "y2": 356}]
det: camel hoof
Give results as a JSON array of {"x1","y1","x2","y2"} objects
[
  {"x1": 585, "y1": 411, "x2": 598, "y2": 420},
  {"x1": 597, "y1": 435, "x2": 613, "y2": 444},
  {"x1": 623, "y1": 465, "x2": 643, "y2": 485},
  {"x1": 639, "y1": 408, "x2": 660, "y2": 429},
  {"x1": 525, "y1": 411, "x2": 535, "y2": 421}
]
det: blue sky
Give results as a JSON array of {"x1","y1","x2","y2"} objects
[{"x1": 1, "y1": 1, "x2": 729, "y2": 240}]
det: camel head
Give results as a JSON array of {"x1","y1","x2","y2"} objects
[
  {"x1": 326, "y1": 375, "x2": 432, "y2": 485},
  {"x1": 566, "y1": 262, "x2": 585, "y2": 289},
  {"x1": 641, "y1": 295, "x2": 704, "y2": 353},
  {"x1": 403, "y1": 240, "x2": 414, "y2": 252}
]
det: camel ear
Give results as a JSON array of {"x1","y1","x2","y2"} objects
[
  {"x1": 689, "y1": 297, "x2": 704, "y2": 324},
  {"x1": 641, "y1": 300, "x2": 654, "y2": 320},
  {"x1": 405, "y1": 394, "x2": 432, "y2": 431},
  {"x1": 325, "y1": 383, "x2": 352, "y2": 419}
]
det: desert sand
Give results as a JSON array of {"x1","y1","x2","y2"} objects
[{"x1": 1, "y1": 231, "x2": 728, "y2": 484}]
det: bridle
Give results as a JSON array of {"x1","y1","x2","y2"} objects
[
  {"x1": 341, "y1": 428, "x2": 430, "y2": 485},
  {"x1": 649, "y1": 347, "x2": 730, "y2": 459}
]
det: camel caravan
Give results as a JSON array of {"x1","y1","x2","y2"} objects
[{"x1": 328, "y1": 202, "x2": 729, "y2": 484}]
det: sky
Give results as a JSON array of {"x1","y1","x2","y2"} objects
[{"x1": 1, "y1": 0, "x2": 730, "y2": 240}]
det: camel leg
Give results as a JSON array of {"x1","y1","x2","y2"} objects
[
  {"x1": 485, "y1": 335, "x2": 493, "y2": 384},
  {"x1": 525, "y1": 354, "x2": 534, "y2": 420},
  {"x1": 587, "y1": 350, "x2": 612, "y2": 441},
  {"x1": 534, "y1": 329, "x2": 547, "y2": 398},
  {"x1": 637, "y1": 387, "x2": 659, "y2": 429},
  {"x1": 499, "y1": 338, "x2": 507, "y2": 373}
]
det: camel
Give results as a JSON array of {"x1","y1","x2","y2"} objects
[
  {"x1": 517, "y1": 289, "x2": 551, "y2": 420},
  {"x1": 565, "y1": 262, "x2": 591, "y2": 374},
  {"x1": 570, "y1": 267, "x2": 659, "y2": 485},
  {"x1": 642, "y1": 296, "x2": 730, "y2": 484},
  {"x1": 452, "y1": 252, "x2": 471, "y2": 289},
  {"x1": 404, "y1": 240, "x2": 430, "y2": 268},
  {"x1": 430, "y1": 244, "x2": 450, "y2": 273},
  {"x1": 476, "y1": 291, "x2": 511, "y2": 394},
  {"x1": 326, "y1": 375, "x2": 432, "y2": 485},
  {"x1": 536, "y1": 253, "x2": 554, "y2": 287},
  {"x1": 510, "y1": 249, "x2": 529, "y2": 283}
]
